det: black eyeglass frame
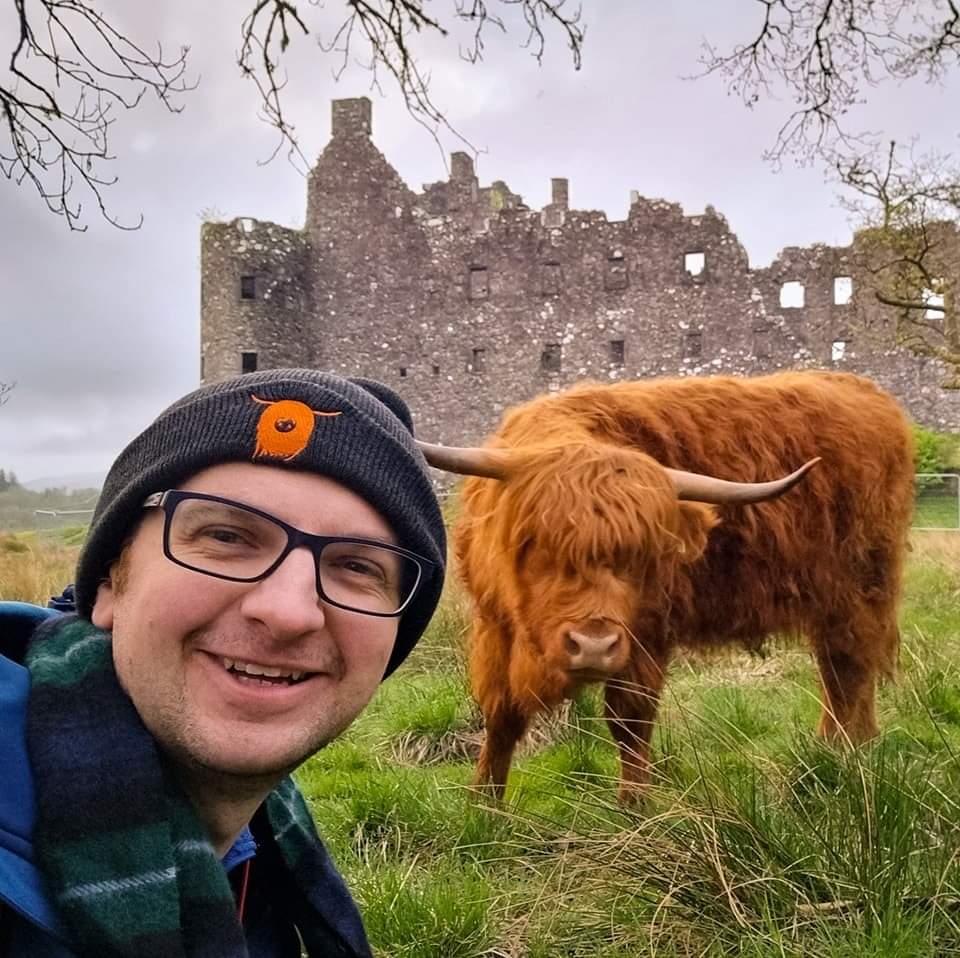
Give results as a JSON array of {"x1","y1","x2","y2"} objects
[{"x1": 142, "y1": 489, "x2": 434, "y2": 618}]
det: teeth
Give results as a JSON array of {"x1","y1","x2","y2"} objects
[{"x1": 221, "y1": 657, "x2": 305, "y2": 682}]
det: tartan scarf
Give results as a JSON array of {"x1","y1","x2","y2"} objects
[{"x1": 25, "y1": 614, "x2": 371, "y2": 958}]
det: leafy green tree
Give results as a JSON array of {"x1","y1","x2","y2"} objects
[{"x1": 913, "y1": 424, "x2": 951, "y2": 475}]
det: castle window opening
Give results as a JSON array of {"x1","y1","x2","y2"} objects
[
  {"x1": 609, "y1": 339, "x2": 625, "y2": 365},
  {"x1": 684, "y1": 331, "x2": 703, "y2": 358},
  {"x1": 605, "y1": 250, "x2": 628, "y2": 291},
  {"x1": 240, "y1": 275, "x2": 256, "y2": 300},
  {"x1": 833, "y1": 276, "x2": 853, "y2": 305},
  {"x1": 541, "y1": 262, "x2": 562, "y2": 296},
  {"x1": 432, "y1": 363, "x2": 440, "y2": 376},
  {"x1": 779, "y1": 281, "x2": 805, "y2": 308},
  {"x1": 469, "y1": 267, "x2": 489, "y2": 300},
  {"x1": 200, "y1": 355, "x2": 205, "y2": 379},
  {"x1": 684, "y1": 252, "x2": 705, "y2": 276},
  {"x1": 831, "y1": 340, "x2": 848, "y2": 362},
  {"x1": 469, "y1": 348, "x2": 486, "y2": 373},
  {"x1": 399, "y1": 367, "x2": 407, "y2": 378},
  {"x1": 241, "y1": 351, "x2": 258, "y2": 374},
  {"x1": 541, "y1": 343, "x2": 562, "y2": 373},
  {"x1": 923, "y1": 283, "x2": 946, "y2": 318},
  {"x1": 752, "y1": 327, "x2": 771, "y2": 359}
]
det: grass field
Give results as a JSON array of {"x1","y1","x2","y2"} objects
[
  {"x1": 914, "y1": 482, "x2": 960, "y2": 530},
  {"x1": 293, "y1": 531, "x2": 960, "y2": 958},
  {"x1": 2, "y1": 528, "x2": 960, "y2": 956}
]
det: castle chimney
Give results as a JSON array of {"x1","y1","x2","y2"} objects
[
  {"x1": 450, "y1": 152, "x2": 475, "y2": 182},
  {"x1": 551, "y1": 178, "x2": 569, "y2": 209},
  {"x1": 331, "y1": 97, "x2": 372, "y2": 139}
]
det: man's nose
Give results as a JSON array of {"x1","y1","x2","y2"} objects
[{"x1": 238, "y1": 546, "x2": 325, "y2": 640}]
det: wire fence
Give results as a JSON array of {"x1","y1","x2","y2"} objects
[
  {"x1": 914, "y1": 474, "x2": 960, "y2": 531},
  {"x1": 15, "y1": 477, "x2": 960, "y2": 537}
]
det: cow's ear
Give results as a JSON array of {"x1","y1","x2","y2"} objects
[{"x1": 673, "y1": 502, "x2": 718, "y2": 564}]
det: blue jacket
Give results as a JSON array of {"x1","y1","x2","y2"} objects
[
  {"x1": 0, "y1": 601, "x2": 366, "y2": 957},
  {"x1": 0, "y1": 603, "x2": 73, "y2": 955}
]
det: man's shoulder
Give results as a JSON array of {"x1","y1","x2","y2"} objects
[
  {"x1": 0, "y1": 601, "x2": 70, "y2": 947},
  {"x1": 0, "y1": 602, "x2": 62, "y2": 666}
]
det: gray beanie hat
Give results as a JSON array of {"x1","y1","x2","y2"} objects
[{"x1": 75, "y1": 369, "x2": 445, "y2": 677}]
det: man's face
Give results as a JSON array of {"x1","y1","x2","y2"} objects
[{"x1": 92, "y1": 462, "x2": 400, "y2": 779}]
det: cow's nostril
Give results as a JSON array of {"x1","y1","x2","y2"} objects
[{"x1": 566, "y1": 629, "x2": 623, "y2": 671}]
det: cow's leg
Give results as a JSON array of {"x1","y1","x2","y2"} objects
[
  {"x1": 473, "y1": 699, "x2": 529, "y2": 801},
  {"x1": 604, "y1": 645, "x2": 670, "y2": 804},
  {"x1": 811, "y1": 617, "x2": 895, "y2": 742},
  {"x1": 468, "y1": 614, "x2": 530, "y2": 801}
]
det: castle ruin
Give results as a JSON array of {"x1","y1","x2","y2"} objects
[{"x1": 201, "y1": 97, "x2": 959, "y2": 444}]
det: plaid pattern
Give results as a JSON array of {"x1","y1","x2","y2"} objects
[{"x1": 25, "y1": 615, "x2": 371, "y2": 958}]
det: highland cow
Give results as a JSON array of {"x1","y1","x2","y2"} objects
[{"x1": 419, "y1": 371, "x2": 914, "y2": 801}]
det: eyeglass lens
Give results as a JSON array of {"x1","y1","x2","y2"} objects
[{"x1": 166, "y1": 496, "x2": 420, "y2": 615}]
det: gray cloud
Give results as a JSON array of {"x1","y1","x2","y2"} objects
[{"x1": 1, "y1": 1, "x2": 957, "y2": 480}]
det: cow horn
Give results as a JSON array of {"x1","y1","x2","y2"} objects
[
  {"x1": 416, "y1": 441, "x2": 514, "y2": 480},
  {"x1": 419, "y1": 439, "x2": 821, "y2": 502},
  {"x1": 667, "y1": 458, "x2": 821, "y2": 504}
]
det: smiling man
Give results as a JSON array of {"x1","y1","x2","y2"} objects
[{"x1": 0, "y1": 370, "x2": 446, "y2": 957}]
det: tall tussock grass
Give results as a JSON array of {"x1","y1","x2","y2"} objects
[
  {"x1": 339, "y1": 531, "x2": 960, "y2": 956},
  {"x1": 506, "y1": 733, "x2": 960, "y2": 956},
  {"x1": 0, "y1": 533, "x2": 78, "y2": 605}
]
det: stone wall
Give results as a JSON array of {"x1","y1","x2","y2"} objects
[{"x1": 200, "y1": 97, "x2": 960, "y2": 444}]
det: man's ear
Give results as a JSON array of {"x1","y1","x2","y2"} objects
[{"x1": 90, "y1": 575, "x2": 116, "y2": 630}]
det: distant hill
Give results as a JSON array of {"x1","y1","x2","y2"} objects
[
  {"x1": 1, "y1": 484, "x2": 100, "y2": 533},
  {"x1": 23, "y1": 472, "x2": 105, "y2": 493}
]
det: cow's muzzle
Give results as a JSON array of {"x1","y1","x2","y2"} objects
[{"x1": 564, "y1": 619, "x2": 627, "y2": 673}]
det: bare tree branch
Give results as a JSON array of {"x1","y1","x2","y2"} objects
[
  {"x1": 238, "y1": 0, "x2": 584, "y2": 167},
  {"x1": 5, "y1": 2, "x2": 584, "y2": 226},
  {"x1": 700, "y1": 2, "x2": 960, "y2": 386},
  {"x1": 698, "y1": 0, "x2": 960, "y2": 165},
  {"x1": 1, "y1": 0, "x2": 194, "y2": 230},
  {"x1": 838, "y1": 140, "x2": 960, "y2": 387},
  {"x1": 0, "y1": 381, "x2": 15, "y2": 407}
]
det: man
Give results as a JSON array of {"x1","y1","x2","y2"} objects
[{"x1": 0, "y1": 370, "x2": 446, "y2": 957}]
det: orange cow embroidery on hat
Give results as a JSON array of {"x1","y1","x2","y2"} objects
[{"x1": 251, "y1": 395, "x2": 342, "y2": 461}]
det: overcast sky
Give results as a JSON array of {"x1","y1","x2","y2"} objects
[{"x1": 1, "y1": 1, "x2": 957, "y2": 484}]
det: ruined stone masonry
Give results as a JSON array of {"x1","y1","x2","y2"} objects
[{"x1": 201, "y1": 97, "x2": 959, "y2": 446}]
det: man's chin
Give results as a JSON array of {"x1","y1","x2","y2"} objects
[
  {"x1": 163, "y1": 734, "x2": 317, "y2": 787},
  {"x1": 158, "y1": 712, "x2": 344, "y2": 784},
  {"x1": 193, "y1": 748, "x2": 308, "y2": 781}
]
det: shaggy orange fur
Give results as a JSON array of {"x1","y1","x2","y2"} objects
[{"x1": 455, "y1": 371, "x2": 915, "y2": 802}]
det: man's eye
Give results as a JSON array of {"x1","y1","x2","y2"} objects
[
  {"x1": 201, "y1": 526, "x2": 253, "y2": 545},
  {"x1": 341, "y1": 558, "x2": 383, "y2": 579}
]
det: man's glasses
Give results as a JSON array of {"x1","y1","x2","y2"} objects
[{"x1": 142, "y1": 490, "x2": 432, "y2": 617}]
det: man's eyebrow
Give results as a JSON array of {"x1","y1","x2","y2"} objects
[{"x1": 179, "y1": 500, "x2": 258, "y2": 520}]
